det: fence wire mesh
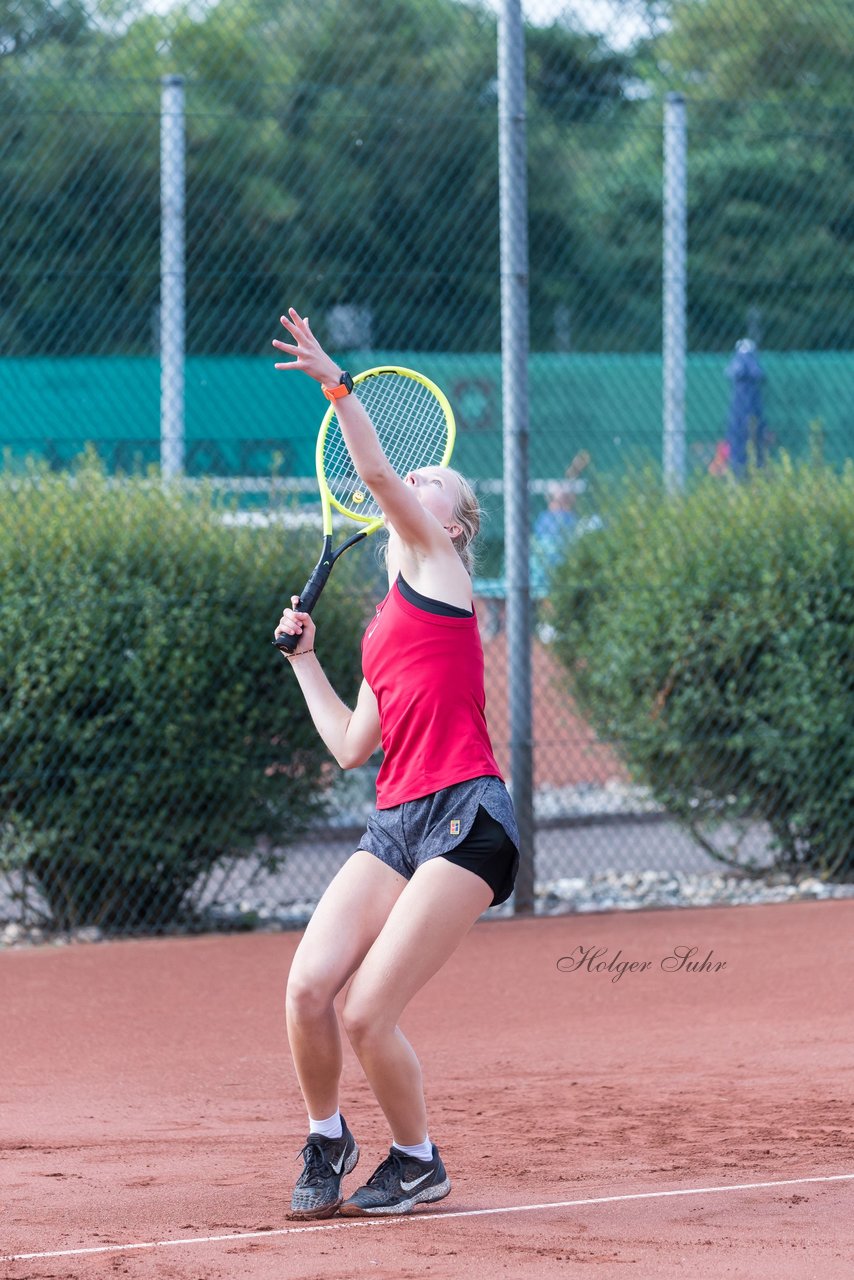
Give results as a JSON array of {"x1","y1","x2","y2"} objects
[{"x1": 2, "y1": 0, "x2": 852, "y2": 935}]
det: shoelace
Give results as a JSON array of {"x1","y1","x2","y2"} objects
[
  {"x1": 366, "y1": 1149, "x2": 409, "y2": 1188},
  {"x1": 296, "y1": 1139, "x2": 337, "y2": 1186}
]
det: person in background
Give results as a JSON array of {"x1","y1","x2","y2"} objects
[
  {"x1": 533, "y1": 479, "x2": 580, "y2": 568},
  {"x1": 531, "y1": 449, "x2": 591, "y2": 589}
]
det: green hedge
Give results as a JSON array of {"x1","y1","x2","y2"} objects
[
  {"x1": 0, "y1": 457, "x2": 372, "y2": 930},
  {"x1": 550, "y1": 458, "x2": 854, "y2": 879}
]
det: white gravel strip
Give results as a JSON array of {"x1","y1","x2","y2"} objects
[
  {"x1": 3, "y1": 870, "x2": 853, "y2": 947},
  {"x1": 532, "y1": 868, "x2": 854, "y2": 915}
]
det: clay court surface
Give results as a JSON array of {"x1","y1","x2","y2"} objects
[
  {"x1": 481, "y1": 628, "x2": 625, "y2": 789},
  {"x1": 2, "y1": 900, "x2": 852, "y2": 1279}
]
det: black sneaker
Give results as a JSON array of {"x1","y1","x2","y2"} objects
[
  {"x1": 338, "y1": 1144, "x2": 451, "y2": 1217},
  {"x1": 289, "y1": 1117, "x2": 359, "y2": 1219}
]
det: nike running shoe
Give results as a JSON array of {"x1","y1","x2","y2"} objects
[
  {"x1": 289, "y1": 1117, "x2": 359, "y2": 1219},
  {"x1": 338, "y1": 1143, "x2": 451, "y2": 1217}
]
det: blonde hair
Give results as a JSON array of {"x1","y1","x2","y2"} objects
[
  {"x1": 445, "y1": 467, "x2": 481, "y2": 575},
  {"x1": 376, "y1": 466, "x2": 483, "y2": 575}
]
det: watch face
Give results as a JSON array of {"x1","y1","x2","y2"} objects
[{"x1": 341, "y1": 371, "x2": 354, "y2": 393}]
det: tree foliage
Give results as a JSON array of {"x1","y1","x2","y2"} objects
[
  {"x1": 0, "y1": 456, "x2": 371, "y2": 930},
  {"x1": 549, "y1": 458, "x2": 854, "y2": 879},
  {"x1": 0, "y1": 0, "x2": 850, "y2": 356}
]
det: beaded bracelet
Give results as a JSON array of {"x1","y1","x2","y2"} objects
[{"x1": 286, "y1": 647, "x2": 315, "y2": 659}]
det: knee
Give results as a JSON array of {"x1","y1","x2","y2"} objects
[
  {"x1": 286, "y1": 970, "x2": 337, "y2": 1026},
  {"x1": 341, "y1": 993, "x2": 386, "y2": 1051}
]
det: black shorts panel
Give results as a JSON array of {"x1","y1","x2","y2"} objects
[{"x1": 441, "y1": 805, "x2": 519, "y2": 906}]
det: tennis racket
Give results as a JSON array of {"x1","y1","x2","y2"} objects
[{"x1": 273, "y1": 366, "x2": 456, "y2": 652}]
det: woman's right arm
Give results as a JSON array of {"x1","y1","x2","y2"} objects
[{"x1": 275, "y1": 603, "x2": 381, "y2": 769}]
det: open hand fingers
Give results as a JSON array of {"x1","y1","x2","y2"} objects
[
  {"x1": 279, "y1": 308, "x2": 311, "y2": 337},
  {"x1": 272, "y1": 337, "x2": 298, "y2": 354},
  {"x1": 273, "y1": 311, "x2": 315, "y2": 368},
  {"x1": 272, "y1": 335, "x2": 300, "y2": 370},
  {"x1": 273, "y1": 313, "x2": 303, "y2": 367},
  {"x1": 272, "y1": 308, "x2": 338, "y2": 384}
]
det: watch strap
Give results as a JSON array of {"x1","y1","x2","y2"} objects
[{"x1": 322, "y1": 371, "x2": 354, "y2": 401}]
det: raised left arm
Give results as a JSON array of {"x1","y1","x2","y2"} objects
[{"x1": 273, "y1": 309, "x2": 449, "y2": 555}]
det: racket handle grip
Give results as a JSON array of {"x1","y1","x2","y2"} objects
[
  {"x1": 272, "y1": 628, "x2": 301, "y2": 653},
  {"x1": 272, "y1": 555, "x2": 331, "y2": 652}
]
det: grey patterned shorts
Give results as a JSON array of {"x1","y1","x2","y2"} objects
[{"x1": 357, "y1": 775, "x2": 520, "y2": 906}]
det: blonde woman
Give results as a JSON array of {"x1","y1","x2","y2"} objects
[{"x1": 273, "y1": 309, "x2": 519, "y2": 1218}]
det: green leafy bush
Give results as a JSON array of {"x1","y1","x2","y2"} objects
[
  {"x1": 0, "y1": 456, "x2": 372, "y2": 930},
  {"x1": 550, "y1": 458, "x2": 854, "y2": 878}
]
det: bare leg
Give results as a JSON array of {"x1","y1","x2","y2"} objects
[
  {"x1": 341, "y1": 856, "x2": 493, "y2": 1145},
  {"x1": 286, "y1": 851, "x2": 406, "y2": 1120}
]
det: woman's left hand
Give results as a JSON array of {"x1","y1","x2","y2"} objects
[{"x1": 273, "y1": 309, "x2": 342, "y2": 387}]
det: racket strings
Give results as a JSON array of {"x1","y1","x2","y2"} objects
[{"x1": 322, "y1": 374, "x2": 450, "y2": 520}]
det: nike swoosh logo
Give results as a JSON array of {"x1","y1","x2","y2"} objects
[
  {"x1": 400, "y1": 1171, "x2": 433, "y2": 1192},
  {"x1": 330, "y1": 1152, "x2": 346, "y2": 1175}
]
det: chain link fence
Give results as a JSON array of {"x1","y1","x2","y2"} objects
[{"x1": 2, "y1": 0, "x2": 852, "y2": 935}]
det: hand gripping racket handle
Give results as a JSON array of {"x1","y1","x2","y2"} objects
[
  {"x1": 272, "y1": 528, "x2": 370, "y2": 653},
  {"x1": 272, "y1": 554, "x2": 333, "y2": 653}
]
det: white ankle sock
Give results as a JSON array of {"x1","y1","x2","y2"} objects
[
  {"x1": 392, "y1": 1136, "x2": 433, "y2": 1162},
  {"x1": 308, "y1": 1110, "x2": 343, "y2": 1140}
]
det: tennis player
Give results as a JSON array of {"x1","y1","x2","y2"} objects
[{"x1": 272, "y1": 308, "x2": 519, "y2": 1219}]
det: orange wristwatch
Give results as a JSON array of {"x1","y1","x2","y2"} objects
[{"x1": 322, "y1": 371, "x2": 354, "y2": 401}]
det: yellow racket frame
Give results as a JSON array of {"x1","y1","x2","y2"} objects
[{"x1": 315, "y1": 365, "x2": 456, "y2": 538}]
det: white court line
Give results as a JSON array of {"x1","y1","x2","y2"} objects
[{"x1": 4, "y1": 1172, "x2": 853, "y2": 1263}]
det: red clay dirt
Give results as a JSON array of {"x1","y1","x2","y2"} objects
[
  {"x1": 2, "y1": 900, "x2": 853, "y2": 1279},
  {"x1": 479, "y1": 625, "x2": 627, "y2": 789}
]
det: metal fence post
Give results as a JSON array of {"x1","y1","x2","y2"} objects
[
  {"x1": 160, "y1": 74, "x2": 186, "y2": 480},
  {"x1": 498, "y1": 0, "x2": 534, "y2": 913},
  {"x1": 663, "y1": 91, "x2": 687, "y2": 494}
]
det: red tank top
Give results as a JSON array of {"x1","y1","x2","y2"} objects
[{"x1": 361, "y1": 579, "x2": 502, "y2": 808}]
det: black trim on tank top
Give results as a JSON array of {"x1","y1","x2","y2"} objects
[{"x1": 396, "y1": 573, "x2": 474, "y2": 618}]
